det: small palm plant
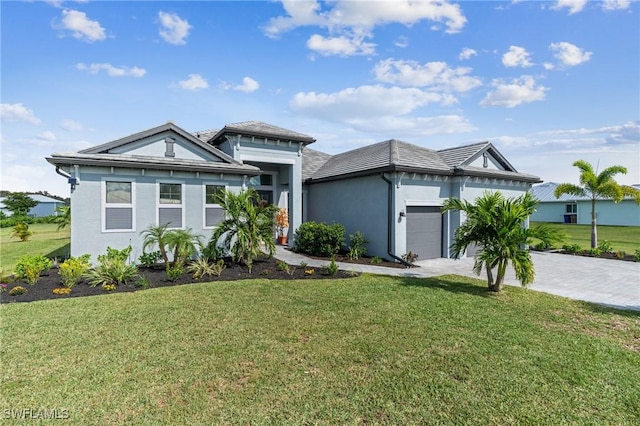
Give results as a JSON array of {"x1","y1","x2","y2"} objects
[
  {"x1": 54, "y1": 204, "x2": 71, "y2": 230},
  {"x1": 166, "y1": 228, "x2": 204, "y2": 268},
  {"x1": 11, "y1": 222, "x2": 33, "y2": 242},
  {"x1": 210, "y1": 189, "x2": 277, "y2": 273},
  {"x1": 141, "y1": 224, "x2": 171, "y2": 266}
]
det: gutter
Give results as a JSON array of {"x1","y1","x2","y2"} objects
[
  {"x1": 380, "y1": 173, "x2": 414, "y2": 267},
  {"x1": 55, "y1": 166, "x2": 71, "y2": 179}
]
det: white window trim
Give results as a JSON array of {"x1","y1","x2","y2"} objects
[
  {"x1": 203, "y1": 183, "x2": 227, "y2": 229},
  {"x1": 156, "y1": 180, "x2": 185, "y2": 229},
  {"x1": 101, "y1": 178, "x2": 136, "y2": 233}
]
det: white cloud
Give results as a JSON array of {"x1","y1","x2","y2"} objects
[
  {"x1": 502, "y1": 45, "x2": 533, "y2": 68},
  {"x1": 76, "y1": 62, "x2": 146, "y2": 77},
  {"x1": 60, "y1": 119, "x2": 85, "y2": 132},
  {"x1": 604, "y1": 121, "x2": 640, "y2": 145},
  {"x1": 549, "y1": 42, "x2": 592, "y2": 67},
  {"x1": 178, "y1": 74, "x2": 209, "y2": 91},
  {"x1": 307, "y1": 34, "x2": 376, "y2": 56},
  {"x1": 158, "y1": 11, "x2": 192, "y2": 45},
  {"x1": 37, "y1": 131, "x2": 57, "y2": 142},
  {"x1": 551, "y1": 0, "x2": 588, "y2": 14},
  {"x1": 459, "y1": 48, "x2": 477, "y2": 60},
  {"x1": 373, "y1": 59, "x2": 482, "y2": 94},
  {"x1": 394, "y1": 36, "x2": 409, "y2": 48},
  {"x1": 0, "y1": 103, "x2": 42, "y2": 125},
  {"x1": 480, "y1": 75, "x2": 547, "y2": 108},
  {"x1": 602, "y1": 0, "x2": 631, "y2": 11},
  {"x1": 234, "y1": 77, "x2": 259, "y2": 93},
  {"x1": 264, "y1": 0, "x2": 466, "y2": 56},
  {"x1": 290, "y1": 85, "x2": 450, "y2": 122},
  {"x1": 56, "y1": 9, "x2": 106, "y2": 42}
]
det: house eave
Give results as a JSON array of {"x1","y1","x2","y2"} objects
[
  {"x1": 306, "y1": 165, "x2": 452, "y2": 184},
  {"x1": 453, "y1": 166, "x2": 541, "y2": 183},
  {"x1": 208, "y1": 127, "x2": 316, "y2": 146}
]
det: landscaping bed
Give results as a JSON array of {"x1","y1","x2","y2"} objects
[{"x1": 1, "y1": 256, "x2": 358, "y2": 304}]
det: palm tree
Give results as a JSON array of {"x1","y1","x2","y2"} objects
[
  {"x1": 54, "y1": 205, "x2": 71, "y2": 231},
  {"x1": 210, "y1": 189, "x2": 277, "y2": 273},
  {"x1": 166, "y1": 228, "x2": 204, "y2": 268},
  {"x1": 554, "y1": 160, "x2": 640, "y2": 248},
  {"x1": 442, "y1": 191, "x2": 560, "y2": 292},
  {"x1": 141, "y1": 223, "x2": 171, "y2": 266}
]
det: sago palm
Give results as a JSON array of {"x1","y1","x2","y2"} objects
[
  {"x1": 554, "y1": 160, "x2": 640, "y2": 248},
  {"x1": 210, "y1": 189, "x2": 277, "y2": 273},
  {"x1": 443, "y1": 191, "x2": 559, "y2": 292}
]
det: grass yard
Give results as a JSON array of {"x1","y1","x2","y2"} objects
[
  {"x1": 531, "y1": 221, "x2": 640, "y2": 253},
  {"x1": 1, "y1": 275, "x2": 639, "y2": 424},
  {"x1": 0, "y1": 223, "x2": 70, "y2": 274}
]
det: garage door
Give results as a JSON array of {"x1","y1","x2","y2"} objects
[{"x1": 406, "y1": 206, "x2": 442, "y2": 259}]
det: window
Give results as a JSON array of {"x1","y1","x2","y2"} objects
[
  {"x1": 204, "y1": 184, "x2": 225, "y2": 228},
  {"x1": 158, "y1": 182, "x2": 184, "y2": 229},
  {"x1": 103, "y1": 180, "x2": 135, "y2": 232},
  {"x1": 566, "y1": 204, "x2": 577, "y2": 214}
]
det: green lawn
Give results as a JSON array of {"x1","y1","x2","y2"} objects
[
  {"x1": 0, "y1": 223, "x2": 70, "y2": 274},
  {"x1": 531, "y1": 221, "x2": 640, "y2": 253},
  {"x1": 1, "y1": 275, "x2": 639, "y2": 424}
]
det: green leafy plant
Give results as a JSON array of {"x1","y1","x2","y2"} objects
[
  {"x1": 634, "y1": 249, "x2": 640, "y2": 262},
  {"x1": 0, "y1": 283, "x2": 7, "y2": 293},
  {"x1": 14, "y1": 254, "x2": 52, "y2": 285},
  {"x1": 133, "y1": 276, "x2": 150, "y2": 289},
  {"x1": 325, "y1": 257, "x2": 339, "y2": 276},
  {"x1": 11, "y1": 222, "x2": 33, "y2": 242},
  {"x1": 597, "y1": 240, "x2": 613, "y2": 254},
  {"x1": 138, "y1": 251, "x2": 162, "y2": 268},
  {"x1": 58, "y1": 254, "x2": 91, "y2": 288},
  {"x1": 299, "y1": 261, "x2": 308, "y2": 269},
  {"x1": 54, "y1": 204, "x2": 71, "y2": 230},
  {"x1": 85, "y1": 247, "x2": 137, "y2": 287},
  {"x1": 166, "y1": 266, "x2": 184, "y2": 282},
  {"x1": 615, "y1": 251, "x2": 626, "y2": 260},
  {"x1": 209, "y1": 189, "x2": 277, "y2": 273},
  {"x1": 166, "y1": 228, "x2": 204, "y2": 269},
  {"x1": 587, "y1": 247, "x2": 602, "y2": 257},
  {"x1": 347, "y1": 231, "x2": 368, "y2": 260},
  {"x1": 187, "y1": 258, "x2": 225, "y2": 280},
  {"x1": 141, "y1": 224, "x2": 171, "y2": 266},
  {"x1": 9, "y1": 286, "x2": 28, "y2": 296},
  {"x1": 401, "y1": 251, "x2": 419, "y2": 263},
  {"x1": 369, "y1": 256, "x2": 382, "y2": 265},
  {"x1": 294, "y1": 221, "x2": 345, "y2": 257},
  {"x1": 562, "y1": 243, "x2": 582, "y2": 254}
]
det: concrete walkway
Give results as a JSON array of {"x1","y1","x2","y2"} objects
[{"x1": 274, "y1": 247, "x2": 640, "y2": 312}]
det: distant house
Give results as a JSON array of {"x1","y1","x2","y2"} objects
[
  {"x1": 46, "y1": 121, "x2": 541, "y2": 262},
  {"x1": 529, "y1": 182, "x2": 640, "y2": 227},
  {"x1": 0, "y1": 194, "x2": 64, "y2": 217}
]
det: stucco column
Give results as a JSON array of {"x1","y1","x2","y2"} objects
[{"x1": 288, "y1": 161, "x2": 302, "y2": 243}]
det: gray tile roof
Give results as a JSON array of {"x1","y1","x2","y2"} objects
[
  {"x1": 302, "y1": 148, "x2": 332, "y2": 181},
  {"x1": 309, "y1": 139, "x2": 451, "y2": 181},
  {"x1": 438, "y1": 141, "x2": 489, "y2": 167},
  {"x1": 208, "y1": 121, "x2": 316, "y2": 145},
  {"x1": 192, "y1": 129, "x2": 219, "y2": 143}
]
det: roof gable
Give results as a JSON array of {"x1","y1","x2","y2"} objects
[{"x1": 438, "y1": 141, "x2": 516, "y2": 171}]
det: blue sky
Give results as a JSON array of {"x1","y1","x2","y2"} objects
[{"x1": 1, "y1": 0, "x2": 638, "y2": 198}]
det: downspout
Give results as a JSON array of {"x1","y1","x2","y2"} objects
[
  {"x1": 381, "y1": 173, "x2": 414, "y2": 267},
  {"x1": 55, "y1": 166, "x2": 71, "y2": 179}
]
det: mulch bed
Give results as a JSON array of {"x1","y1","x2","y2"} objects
[
  {"x1": 298, "y1": 250, "x2": 408, "y2": 269},
  {"x1": 1, "y1": 257, "x2": 358, "y2": 304},
  {"x1": 532, "y1": 248, "x2": 638, "y2": 262}
]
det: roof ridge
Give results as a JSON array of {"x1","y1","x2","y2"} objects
[{"x1": 390, "y1": 139, "x2": 400, "y2": 165}]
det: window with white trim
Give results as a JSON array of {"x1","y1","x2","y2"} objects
[
  {"x1": 158, "y1": 182, "x2": 184, "y2": 229},
  {"x1": 566, "y1": 204, "x2": 577, "y2": 214},
  {"x1": 204, "y1": 184, "x2": 226, "y2": 228},
  {"x1": 103, "y1": 180, "x2": 135, "y2": 232}
]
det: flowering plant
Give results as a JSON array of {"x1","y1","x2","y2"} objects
[
  {"x1": 275, "y1": 208, "x2": 289, "y2": 237},
  {"x1": 0, "y1": 283, "x2": 7, "y2": 293}
]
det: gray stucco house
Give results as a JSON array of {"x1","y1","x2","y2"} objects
[
  {"x1": 0, "y1": 194, "x2": 64, "y2": 217},
  {"x1": 529, "y1": 182, "x2": 640, "y2": 227},
  {"x1": 47, "y1": 120, "x2": 541, "y2": 263}
]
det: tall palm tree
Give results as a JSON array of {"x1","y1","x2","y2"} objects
[
  {"x1": 210, "y1": 189, "x2": 277, "y2": 273},
  {"x1": 554, "y1": 160, "x2": 640, "y2": 248},
  {"x1": 443, "y1": 191, "x2": 559, "y2": 292}
]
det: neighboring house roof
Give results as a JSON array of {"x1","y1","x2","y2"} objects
[
  {"x1": 48, "y1": 122, "x2": 260, "y2": 175},
  {"x1": 27, "y1": 194, "x2": 64, "y2": 203},
  {"x1": 531, "y1": 182, "x2": 640, "y2": 203},
  {"x1": 305, "y1": 139, "x2": 540, "y2": 183},
  {"x1": 206, "y1": 121, "x2": 316, "y2": 145}
]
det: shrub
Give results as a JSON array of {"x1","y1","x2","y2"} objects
[
  {"x1": 58, "y1": 254, "x2": 91, "y2": 288},
  {"x1": 562, "y1": 244, "x2": 582, "y2": 254},
  {"x1": 138, "y1": 251, "x2": 162, "y2": 268},
  {"x1": 102, "y1": 284, "x2": 116, "y2": 292},
  {"x1": 597, "y1": 240, "x2": 613, "y2": 254},
  {"x1": 14, "y1": 254, "x2": 52, "y2": 285},
  {"x1": 201, "y1": 242, "x2": 226, "y2": 262},
  {"x1": 187, "y1": 258, "x2": 225, "y2": 280},
  {"x1": 9, "y1": 286, "x2": 28, "y2": 296},
  {"x1": 166, "y1": 266, "x2": 184, "y2": 282},
  {"x1": 325, "y1": 257, "x2": 339, "y2": 276},
  {"x1": 347, "y1": 231, "x2": 368, "y2": 260},
  {"x1": 587, "y1": 247, "x2": 602, "y2": 257},
  {"x1": 615, "y1": 251, "x2": 626, "y2": 260},
  {"x1": 11, "y1": 222, "x2": 33, "y2": 242},
  {"x1": 294, "y1": 221, "x2": 345, "y2": 257},
  {"x1": 0, "y1": 215, "x2": 33, "y2": 228},
  {"x1": 85, "y1": 248, "x2": 138, "y2": 287},
  {"x1": 635, "y1": 249, "x2": 640, "y2": 262},
  {"x1": 133, "y1": 276, "x2": 150, "y2": 289},
  {"x1": 369, "y1": 256, "x2": 382, "y2": 265}
]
